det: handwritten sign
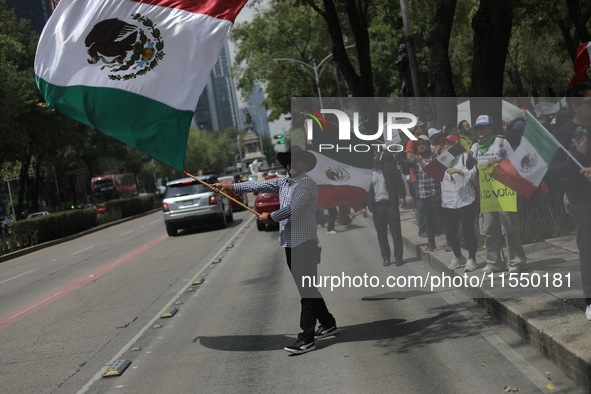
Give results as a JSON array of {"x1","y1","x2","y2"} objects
[{"x1": 478, "y1": 164, "x2": 517, "y2": 213}]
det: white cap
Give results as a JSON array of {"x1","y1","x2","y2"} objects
[
  {"x1": 428, "y1": 128, "x2": 441, "y2": 139},
  {"x1": 474, "y1": 115, "x2": 494, "y2": 126}
]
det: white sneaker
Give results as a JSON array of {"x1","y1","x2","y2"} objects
[
  {"x1": 586, "y1": 305, "x2": 591, "y2": 321},
  {"x1": 327, "y1": 230, "x2": 337, "y2": 234},
  {"x1": 483, "y1": 264, "x2": 505, "y2": 274},
  {"x1": 464, "y1": 258, "x2": 478, "y2": 272},
  {"x1": 447, "y1": 255, "x2": 466, "y2": 270}
]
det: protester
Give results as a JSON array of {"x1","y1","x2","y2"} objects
[
  {"x1": 212, "y1": 146, "x2": 337, "y2": 353},
  {"x1": 444, "y1": 124, "x2": 459, "y2": 137},
  {"x1": 408, "y1": 135, "x2": 443, "y2": 252},
  {"x1": 428, "y1": 128, "x2": 443, "y2": 154},
  {"x1": 505, "y1": 118, "x2": 525, "y2": 150},
  {"x1": 404, "y1": 121, "x2": 428, "y2": 238},
  {"x1": 326, "y1": 206, "x2": 338, "y2": 234},
  {"x1": 362, "y1": 149, "x2": 407, "y2": 267},
  {"x1": 548, "y1": 81, "x2": 591, "y2": 319},
  {"x1": 439, "y1": 135, "x2": 479, "y2": 272},
  {"x1": 458, "y1": 120, "x2": 473, "y2": 151},
  {"x1": 469, "y1": 115, "x2": 527, "y2": 274}
]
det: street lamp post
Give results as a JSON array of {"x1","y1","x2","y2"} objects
[
  {"x1": 272, "y1": 45, "x2": 355, "y2": 109},
  {"x1": 399, "y1": 0, "x2": 423, "y2": 118}
]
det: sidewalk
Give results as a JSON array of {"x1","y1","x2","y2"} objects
[{"x1": 396, "y1": 207, "x2": 591, "y2": 391}]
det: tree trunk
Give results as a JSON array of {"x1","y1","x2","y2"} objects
[
  {"x1": 557, "y1": 19, "x2": 578, "y2": 63},
  {"x1": 566, "y1": 0, "x2": 591, "y2": 43},
  {"x1": 427, "y1": 0, "x2": 457, "y2": 127},
  {"x1": 470, "y1": 0, "x2": 513, "y2": 129},
  {"x1": 305, "y1": 0, "x2": 374, "y2": 97},
  {"x1": 470, "y1": 0, "x2": 513, "y2": 97}
]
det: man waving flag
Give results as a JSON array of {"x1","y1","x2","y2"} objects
[
  {"x1": 34, "y1": 0, "x2": 247, "y2": 171},
  {"x1": 491, "y1": 112, "x2": 560, "y2": 198}
]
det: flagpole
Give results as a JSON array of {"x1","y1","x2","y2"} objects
[
  {"x1": 526, "y1": 110, "x2": 584, "y2": 169},
  {"x1": 183, "y1": 171, "x2": 260, "y2": 216}
]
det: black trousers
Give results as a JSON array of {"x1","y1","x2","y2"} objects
[
  {"x1": 327, "y1": 207, "x2": 338, "y2": 231},
  {"x1": 442, "y1": 203, "x2": 477, "y2": 259},
  {"x1": 421, "y1": 195, "x2": 443, "y2": 247},
  {"x1": 570, "y1": 201, "x2": 591, "y2": 303},
  {"x1": 372, "y1": 200, "x2": 403, "y2": 263},
  {"x1": 285, "y1": 240, "x2": 336, "y2": 342}
]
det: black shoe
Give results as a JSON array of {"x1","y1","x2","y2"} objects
[
  {"x1": 383, "y1": 259, "x2": 391, "y2": 267},
  {"x1": 284, "y1": 339, "x2": 316, "y2": 354},
  {"x1": 395, "y1": 259, "x2": 404, "y2": 267},
  {"x1": 314, "y1": 325, "x2": 338, "y2": 339}
]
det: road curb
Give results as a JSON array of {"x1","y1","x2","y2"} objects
[{"x1": 396, "y1": 210, "x2": 591, "y2": 391}]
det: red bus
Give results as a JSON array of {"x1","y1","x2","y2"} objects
[{"x1": 91, "y1": 174, "x2": 139, "y2": 211}]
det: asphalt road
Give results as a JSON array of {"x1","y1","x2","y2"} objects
[{"x1": 0, "y1": 209, "x2": 584, "y2": 393}]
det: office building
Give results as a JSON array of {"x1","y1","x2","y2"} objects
[
  {"x1": 7, "y1": 0, "x2": 59, "y2": 34},
  {"x1": 192, "y1": 42, "x2": 241, "y2": 131}
]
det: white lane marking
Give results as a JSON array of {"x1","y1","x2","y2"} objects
[
  {"x1": 76, "y1": 218, "x2": 254, "y2": 394},
  {"x1": 72, "y1": 245, "x2": 95, "y2": 255},
  {"x1": 148, "y1": 220, "x2": 160, "y2": 225},
  {"x1": 119, "y1": 230, "x2": 134, "y2": 236},
  {"x1": 0, "y1": 270, "x2": 35, "y2": 284}
]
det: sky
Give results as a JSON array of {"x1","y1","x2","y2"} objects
[{"x1": 230, "y1": 2, "x2": 291, "y2": 136}]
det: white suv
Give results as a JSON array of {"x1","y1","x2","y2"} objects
[{"x1": 162, "y1": 175, "x2": 233, "y2": 236}]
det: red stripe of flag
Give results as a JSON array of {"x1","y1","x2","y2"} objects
[
  {"x1": 569, "y1": 42, "x2": 591, "y2": 87},
  {"x1": 318, "y1": 185, "x2": 369, "y2": 211},
  {"x1": 132, "y1": 0, "x2": 247, "y2": 21},
  {"x1": 422, "y1": 159, "x2": 448, "y2": 182},
  {"x1": 490, "y1": 159, "x2": 537, "y2": 199}
]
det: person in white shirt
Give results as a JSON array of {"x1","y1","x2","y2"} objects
[
  {"x1": 439, "y1": 135, "x2": 479, "y2": 272},
  {"x1": 469, "y1": 115, "x2": 527, "y2": 274}
]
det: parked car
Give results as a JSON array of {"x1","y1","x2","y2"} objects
[
  {"x1": 26, "y1": 211, "x2": 50, "y2": 219},
  {"x1": 161, "y1": 175, "x2": 233, "y2": 236},
  {"x1": 254, "y1": 192, "x2": 280, "y2": 231},
  {"x1": 0, "y1": 215, "x2": 15, "y2": 233},
  {"x1": 217, "y1": 176, "x2": 248, "y2": 211}
]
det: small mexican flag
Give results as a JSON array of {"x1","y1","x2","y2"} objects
[
  {"x1": 491, "y1": 113, "x2": 560, "y2": 198},
  {"x1": 422, "y1": 143, "x2": 466, "y2": 182},
  {"x1": 307, "y1": 151, "x2": 372, "y2": 212},
  {"x1": 34, "y1": 0, "x2": 247, "y2": 171}
]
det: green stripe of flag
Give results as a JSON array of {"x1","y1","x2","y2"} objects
[
  {"x1": 36, "y1": 77, "x2": 192, "y2": 171},
  {"x1": 523, "y1": 113, "x2": 559, "y2": 164}
]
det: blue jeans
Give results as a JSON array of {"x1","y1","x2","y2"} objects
[{"x1": 411, "y1": 182, "x2": 427, "y2": 236}]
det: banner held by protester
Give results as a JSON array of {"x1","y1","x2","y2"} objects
[{"x1": 479, "y1": 164, "x2": 517, "y2": 213}]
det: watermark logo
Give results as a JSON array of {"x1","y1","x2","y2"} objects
[
  {"x1": 299, "y1": 108, "x2": 328, "y2": 132},
  {"x1": 301, "y1": 109, "x2": 417, "y2": 153}
]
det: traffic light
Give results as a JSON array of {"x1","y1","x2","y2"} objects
[{"x1": 274, "y1": 134, "x2": 285, "y2": 144}]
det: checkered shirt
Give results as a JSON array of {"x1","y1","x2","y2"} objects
[
  {"x1": 235, "y1": 174, "x2": 318, "y2": 247},
  {"x1": 411, "y1": 154, "x2": 441, "y2": 199}
]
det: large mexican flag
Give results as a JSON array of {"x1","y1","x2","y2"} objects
[{"x1": 34, "y1": 0, "x2": 247, "y2": 171}]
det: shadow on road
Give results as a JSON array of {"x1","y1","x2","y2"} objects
[{"x1": 194, "y1": 310, "x2": 460, "y2": 353}]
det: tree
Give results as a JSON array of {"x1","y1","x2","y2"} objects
[
  {"x1": 299, "y1": 0, "x2": 375, "y2": 97},
  {"x1": 231, "y1": 2, "x2": 342, "y2": 119},
  {"x1": 427, "y1": 0, "x2": 458, "y2": 126}
]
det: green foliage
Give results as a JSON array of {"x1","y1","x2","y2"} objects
[
  {"x1": 184, "y1": 128, "x2": 244, "y2": 175},
  {"x1": 518, "y1": 194, "x2": 572, "y2": 244},
  {"x1": 104, "y1": 194, "x2": 160, "y2": 219},
  {"x1": 230, "y1": 2, "x2": 344, "y2": 119},
  {"x1": 9, "y1": 209, "x2": 97, "y2": 248}
]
